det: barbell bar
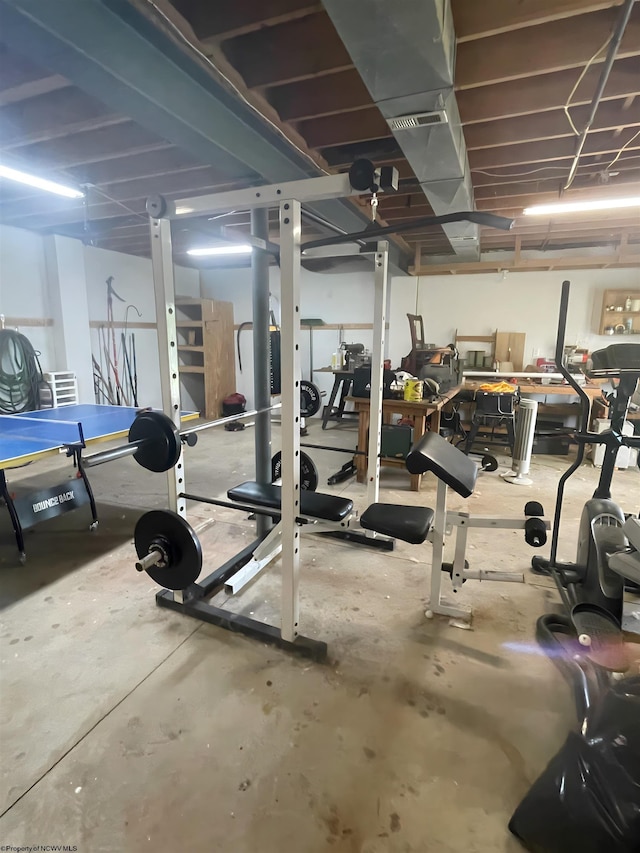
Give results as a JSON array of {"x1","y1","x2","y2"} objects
[{"x1": 82, "y1": 403, "x2": 283, "y2": 472}]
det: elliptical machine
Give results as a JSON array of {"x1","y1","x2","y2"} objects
[{"x1": 534, "y1": 281, "x2": 640, "y2": 683}]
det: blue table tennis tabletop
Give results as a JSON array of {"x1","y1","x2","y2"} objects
[{"x1": 0, "y1": 404, "x2": 190, "y2": 468}]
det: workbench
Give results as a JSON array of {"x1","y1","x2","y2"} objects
[
  {"x1": 347, "y1": 386, "x2": 462, "y2": 491},
  {"x1": 465, "y1": 380, "x2": 604, "y2": 426}
]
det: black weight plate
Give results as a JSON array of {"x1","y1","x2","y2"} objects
[
  {"x1": 134, "y1": 509, "x2": 202, "y2": 590},
  {"x1": 271, "y1": 450, "x2": 319, "y2": 492},
  {"x1": 300, "y1": 380, "x2": 321, "y2": 417},
  {"x1": 481, "y1": 454, "x2": 498, "y2": 472},
  {"x1": 129, "y1": 411, "x2": 181, "y2": 473}
]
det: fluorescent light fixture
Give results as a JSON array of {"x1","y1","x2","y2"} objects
[
  {"x1": 523, "y1": 196, "x2": 640, "y2": 216},
  {"x1": 175, "y1": 206, "x2": 194, "y2": 215},
  {"x1": 187, "y1": 244, "x2": 253, "y2": 257},
  {"x1": 0, "y1": 164, "x2": 84, "y2": 199}
]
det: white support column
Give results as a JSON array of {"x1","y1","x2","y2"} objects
[
  {"x1": 43, "y1": 235, "x2": 93, "y2": 403},
  {"x1": 149, "y1": 216, "x2": 185, "y2": 519},
  {"x1": 366, "y1": 241, "x2": 389, "y2": 508},
  {"x1": 279, "y1": 199, "x2": 302, "y2": 642}
]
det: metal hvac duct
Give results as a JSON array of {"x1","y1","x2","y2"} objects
[{"x1": 322, "y1": 0, "x2": 479, "y2": 259}]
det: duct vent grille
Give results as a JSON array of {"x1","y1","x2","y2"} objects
[{"x1": 387, "y1": 110, "x2": 448, "y2": 131}]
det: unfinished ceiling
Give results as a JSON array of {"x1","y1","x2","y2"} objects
[{"x1": 0, "y1": 0, "x2": 639, "y2": 273}]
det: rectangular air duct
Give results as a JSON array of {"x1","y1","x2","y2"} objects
[{"x1": 322, "y1": 0, "x2": 479, "y2": 259}]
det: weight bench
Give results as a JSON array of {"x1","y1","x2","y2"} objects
[
  {"x1": 360, "y1": 504, "x2": 434, "y2": 544},
  {"x1": 227, "y1": 481, "x2": 354, "y2": 522},
  {"x1": 370, "y1": 431, "x2": 548, "y2": 626},
  {"x1": 224, "y1": 481, "x2": 396, "y2": 594}
]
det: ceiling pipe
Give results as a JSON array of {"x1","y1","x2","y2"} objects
[
  {"x1": 564, "y1": 0, "x2": 636, "y2": 190},
  {"x1": 301, "y1": 211, "x2": 513, "y2": 252}
]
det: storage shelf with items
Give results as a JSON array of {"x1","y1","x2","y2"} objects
[
  {"x1": 599, "y1": 289, "x2": 640, "y2": 336},
  {"x1": 175, "y1": 298, "x2": 235, "y2": 418}
]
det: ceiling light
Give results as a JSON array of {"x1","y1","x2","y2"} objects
[
  {"x1": 0, "y1": 164, "x2": 84, "y2": 199},
  {"x1": 175, "y1": 206, "x2": 194, "y2": 215},
  {"x1": 187, "y1": 244, "x2": 253, "y2": 257},
  {"x1": 523, "y1": 196, "x2": 640, "y2": 216}
]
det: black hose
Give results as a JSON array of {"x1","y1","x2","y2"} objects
[{"x1": 0, "y1": 329, "x2": 49, "y2": 414}]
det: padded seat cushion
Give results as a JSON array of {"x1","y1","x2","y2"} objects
[
  {"x1": 227, "y1": 481, "x2": 353, "y2": 522},
  {"x1": 406, "y1": 431, "x2": 477, "y2": 498},
  {"x1": 360, "y1": 503, "x2": 434, "y2": 544}
]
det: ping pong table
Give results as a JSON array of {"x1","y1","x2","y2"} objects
[{"x1": 0, "y1": 404, "x2": 193, "y2": 562}]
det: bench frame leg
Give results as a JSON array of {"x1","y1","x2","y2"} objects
[{"x1": 426, "y1": 480, "x2": 548, "y2": 625}]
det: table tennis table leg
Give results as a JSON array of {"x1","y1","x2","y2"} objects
[
  {"x1": 0, "y1": 470, "x2": 26, "y2": 563},
  {"x1": 75, "y1": 452, "x2": 99, "y2": 530}
]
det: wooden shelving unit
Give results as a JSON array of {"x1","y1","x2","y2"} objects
[
  {"x1": 175, "y1": 298, "x2": 236, "y2": 419},
  {"x1": 599, "y1": 289, "x2": 640, "y2": 336}
]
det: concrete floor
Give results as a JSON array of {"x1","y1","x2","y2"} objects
[{"x1": 1, "y1": 418, "x2": 639, "y2": 852}]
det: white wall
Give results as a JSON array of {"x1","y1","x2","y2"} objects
[
  {"x1": 84, "y1": 244, "x2": 201, "y2": 409},
  {"x1": 0, "y1": 224, "x2": 56, "y2": 368},
  {"x1": 388, "y1": 267, "x2": 640, "y2": 368},
  {"x1": 203, "y1": 261, "x2": 639, "y2": 413},
  {"x1": 201, "y1": 265, "x2": 383, "y2": 408},
  {"x1": 1, "y1": 223, "x2": 201, "y2": 411}
]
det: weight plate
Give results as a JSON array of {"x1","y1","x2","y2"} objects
[
  {"x1": 300, "y1": 380, "x2": 321, "y2": 417},
  {"x1": 134, "y1": 509, "x2": 202, "y2": 590},
  {"x1": 129, "y1": 411, "x2": 181, "y2": 473},
  {"x1": 271, "y1": 450, "x2": 319, "y2": 492},
  {"x1": 481, "y1": 454, "x2": 498, "y2": 472}
]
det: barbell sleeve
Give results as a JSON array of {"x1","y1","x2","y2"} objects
[
  {"x1": 82, "y1": 440, "x2": 145, "y2": 468},
  {"x1": 135, "y1": 549, "x2": 164, "y2": 572}
]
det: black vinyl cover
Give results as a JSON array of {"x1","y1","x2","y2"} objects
[
  {"x1": 509, "y1": 676, "x2": 640, "y2": 853},
  {"x1": 360, "y1": 503, "x2": 434, "y2": 544},
  {"x1": 405, "y1": 431, "x2": 478, "y2": 498},
  {"x1": 228, "y1": 481, "x2": 353, "y2": 522}
]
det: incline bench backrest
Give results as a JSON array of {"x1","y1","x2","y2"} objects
[{"x1": 405, "y1": 431, "x2": 478, "y2": 498}]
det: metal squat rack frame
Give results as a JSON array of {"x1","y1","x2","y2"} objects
[{"x1": 147, "y1": 171, "x2": 391, "y2": 659}]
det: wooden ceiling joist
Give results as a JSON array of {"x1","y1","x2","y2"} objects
[
  {"x1": 456, "y1": 6, "x2": 640, "y2": 89},
  {"x1": 469, "y1": 128, "x2": 640, "y2": 170},
  {"x1": 452, "y1": 0, "x2": 625, "y2": 42},
  {"x1": 171, "y1": 0, "x2": 320, "y2": 42},
  {"x1": 220, "y1": 13, "x2": 352, "y2": 89},
  {"x1": 457, "y1": 56, "x2": 640, "y2": 124},
  {"x1": 267, "y1": 69, "x2": 370, "y2": 122},
  {"x1": 465, "y1": 97, "x2": 640, "y2": 151},
  {"x1": 0, "y1": 74, "x2": 69, "y2": 108}
]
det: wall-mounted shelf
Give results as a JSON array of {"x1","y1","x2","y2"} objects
[{"x1": 599, "y1": 289, "x2": 640, "y2": 335}]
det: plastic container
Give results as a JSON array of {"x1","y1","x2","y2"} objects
[{"x1": 403, "y1": 379, "x2": 423, "y2": 402}]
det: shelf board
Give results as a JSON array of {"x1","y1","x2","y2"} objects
[
  {"x1": 177, "y1": 345, "x2": 204, "y2": 352},
  {"x1": 178, "y1": 365, "x2": 205, "y2": 373},
  {"x1": 176, "y1": 320, "x2": 203, "y2": 327}
]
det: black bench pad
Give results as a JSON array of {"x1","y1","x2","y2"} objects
[
  {"x1": 228, "y1": 482, "x2": 353, "y2": 522},
  {"x1": 360, "y1": 503, "x2": 434, "y2": 544},
  {"x1": 406, "y1": 431, "x2": 477, "y2": 498}
]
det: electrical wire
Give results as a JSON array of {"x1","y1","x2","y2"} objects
[
  {"x1": 605, "y1": 128, "x2": 640, "y2": 171},
  {"x1": 143, "y1": 0, "x2": 329, "y2": 177},
  {"x1": 0, "y1": 330, "x2": 49, "y2": 414},
  {"x1": 563, "y1": 35, "x2": 612, "y2": 136},
  {"x1": 471, "y1": 167, "x2": 570, "y2": 178}
]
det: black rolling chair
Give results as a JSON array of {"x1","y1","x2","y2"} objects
[{"x1": 464, "y1": 391, "x2": 517, "y2": 456}]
